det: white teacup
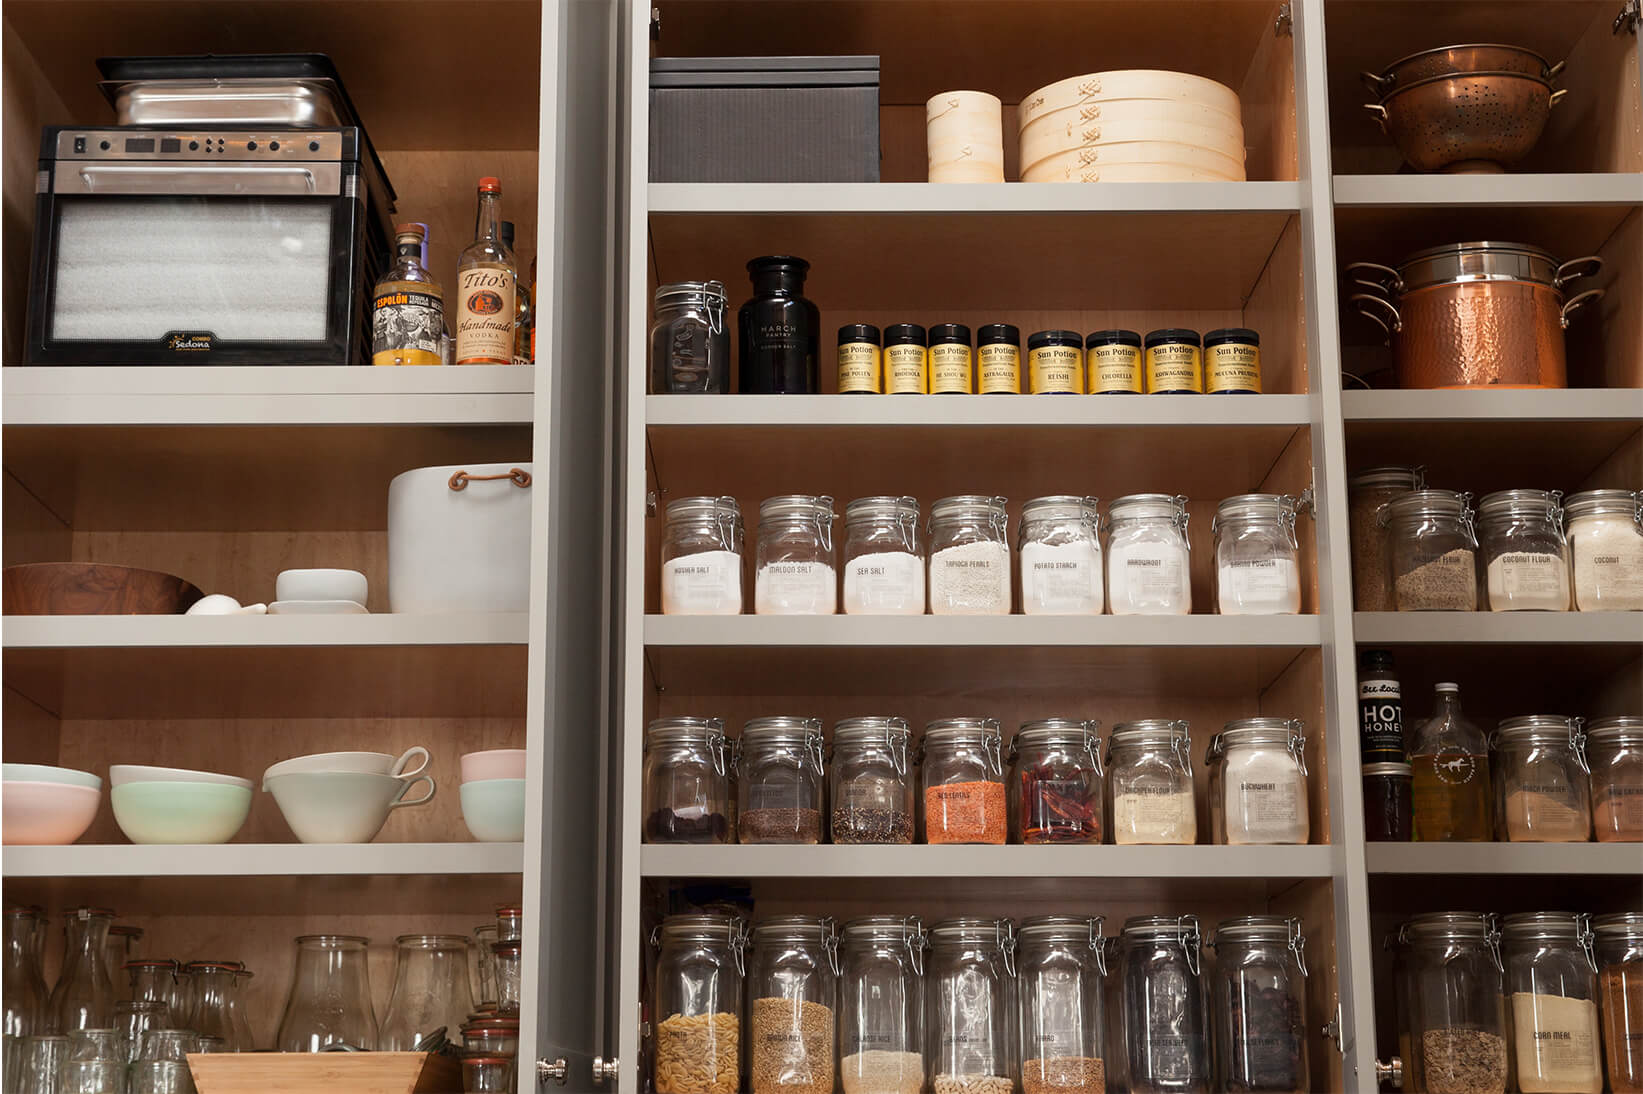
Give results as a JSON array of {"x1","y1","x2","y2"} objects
[
  {"x1": 263, "y1": 747, "x2": 429, "y2": 782},
  {"x1": 263, "y1": 770, "x2": 436, "y2": 844}
]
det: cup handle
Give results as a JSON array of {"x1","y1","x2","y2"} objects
[
  {"x1": 391, "y1": 746, "x2": 431, "y2": 779},
  {"x1": 390, "y1": 773, "x2": 437, "y2": 809}
]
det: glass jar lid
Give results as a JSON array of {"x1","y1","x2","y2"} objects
[
  {"x1": 66, "y1": 907, "x2": 117, "y2": 920},
  {"x1": 740, "y1": 717, "x2": 825, "y2": 768},
  {"x1": 1349, "y1": 465, "x2": 1425, "y2": 491},
  {"x1": 1017, "y1": 914, "x2": 1107, "y2": 944},
  {"x1": 1210, "y1": 915, "x2": 1307, "y2": 974},
  {"x1": 923, "y1": 717, "x2": 1003, "y2": 746},
  {"x1": 1593, "y1": 912, "x2": 1643, "y2": 942},
  {"x1": 1493, "y1": 714, "x2": 1583, "y2": 750},
  {"x1": 1500, "y1": 911, "x2": 1592, "y2": 947},
  {"x1": 842, "y1": 914, "x2": 925, "y2": 944},
  {"x1": 1212, "y1": 718, "x2": 1307, "y2": 773},
  {"x1": 1120, "y1": 914, "x2": 1202, "y2": 971},
  {"x1": 759, "y1": 494, "x2": 835, "y2": 523},
  {"x1": 832, "y1": 717, "x2": 911, "y2": 774},
  {"x1": 665, "y1": 495, "x2": 741, "y2": 523},
  {"x1": 1108, "y1": 493, "x2": 1188, "y2": 524},
  {"x1": 750, "y1": 914, "x2": 835, "y2": 944},
  {"x1": 1586, "y1": 715, "x2": 1643, "y2": 746},
  {"x1": 1212, "y1": 493, "x2": 1298, "y2": 530},
  {"x1": 653, "y1": 912, "x2": 746, "y2": 945},
  {"x1": 1381, "y1": 489, "x2": 1473, "y2": 527},
  {"x1": 645, "y1": 716, "x2": 727, "y2": 748},
  {"x1": 654, "y1": 280, "x2": 727, "y2": 310},
  {"x1": 929, "y1": 495, "x2": 1008, "y2": 527},
  {"x1": 1401, "y1": 912, "x2": 1494, "y2": 943},
  {"x1": 1477, "y1": 488, "x2": 1563, "y2": 524},
  {"x1": 1564, "y1": 488, "x2": 1642, "y2": 523},
  {"x1": 845, "y1": 495, "x2": 919, "y2": 526},
  {"x1": 1012, "y1": 718, "x2": 1102, "y2": 753},
  {"x1": 928, "y1": 917, "x2": 1015, "y2": 950},
  {"x1": 1107, "y1": 719, "x2": 1191, "y2": 750},
  {"x1": 1020, "y1": 495, "x2": 1099, "y2": 525}
]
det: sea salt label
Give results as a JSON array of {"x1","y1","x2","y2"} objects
[
  {"x1": 755, "y1": 561, "x2": 837, "y2": 615},
  {"x1": 661, "y1": 550, "x2": 743, "y2": 615},
  {"x1": 1020, "y1": 541, "x2": 1102, "y2": 614},
  {"x1": 843, "y1": 551, "x2": 925, "y2": 615}
]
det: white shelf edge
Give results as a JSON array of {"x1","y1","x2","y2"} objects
[
  {"x1": 0, "y1": 842, "x2": 525, "y2": 878},
  {"x1": 645, "y1": 614, "x2": 1322, "y2": 648},
  {"x1": 1333, "y1": 173, "x2": 1643, "y2": 208},
  {"x1": 1364, "y1": 842, "x2": 1640, "y2": 876},
  {"x1": 0, "y1": 613, "x2": 531, "y2": 650},
  {"x1": 648, "y1": 181, "x2": 1304, "y2": 215},
  {"x1": 1352, "y1": 611, "x2": 1642, "y2": 645},
  {"x1": 641, "y1": 843, "x2": 1335, "y2": 879},
  {"x1": 1343, "y1": 388, "x2": 1643, "y2": 422},
  {"x1": 647, "y1": 394, "x2": 1313, "y2": 428}
]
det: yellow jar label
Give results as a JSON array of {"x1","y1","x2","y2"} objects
[
  {"x1": 1206, "y1": 342, "x2": 1262, "y2": 393},
  {"x1": 1146, "y1": 343, "x2": 1203, "y2": 393},
  {"x1": 1089, "y1": 344, "x2": 1143, "y2": 393},
  {"x1": 1029, "y1": 345, "x2": 1082, "y2": 393},
  {"x1": 885, "y1": 344, "x2": 928, "y2": 394},
  {"x1": 978, "y1": 344, "x2": 1020, "y2": 394},
  {"x1": 930, "y1": 344, "x2": 973, "y2": 393},
  {"x1": 837, "y1": 342, "x2": 882, "y2": 393}
]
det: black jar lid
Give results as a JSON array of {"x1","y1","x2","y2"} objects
[
  {"x1": 885, "y1": 323, "x2": 927, "y2": 346},
  {"x1": 838, "y1": 323, "x2": 881, "y2": 344},
  {"x1": 1086, "y1": 329, "x2": 1142, "y2": 349},
  {"x1": 929, "y1": 323, "x2": 972, "y2": 345},
  {"x1": 1144, "y1": 328, "x2": 1202, "y2": 347},
  {"x1": 1204, "y1": 327, "x2": 1259, "y2": 347},
  {"x1": 746, "y1": 254, "x2": 809, "y2": 274},
  {"x1": 1028, "y1": 329, "x2": 1082, "y2": 350},
  {"x1": 977, "y1": 323, "x2": 1020, "y2": 345}
]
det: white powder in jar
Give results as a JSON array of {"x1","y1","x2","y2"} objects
[
  {"x1": 1020, "y1": 540, "x2": 1103, "y2": 614},
  {"x1": 843, "y1": 551, "x2": 925, "y2": 615},
  {"x1": 929, "y1": 541, "x2": 1011, "y2": 615},
  {"x1": 1222, "y1": 749, "x2": 1308, "y2": 844},
  {"x1": 661, "y1": 550, "x2": 743, "y2": 614},
  {"x1": 1111, "y1": 786, "x2": 1196, "y2": 844},
  {"x1": 755, "y1": 561, "x2": 837, "y2": 615},
  {"x1": 1217, "y1": 558, "x2": 1301, "y2": 615},
  {"x1": 1107, "y1": 541, "x2": 1191, "y2": 615},
  {"x1": 1509, "y1": 991, "x2": 1602, "y2": 1093},
  {"x1": 1571, "y1": 514, "x2": 1643, "y2": 610},
  {"x1": 1486, "y1": 551, "x2": 1571, "y2": 611}
]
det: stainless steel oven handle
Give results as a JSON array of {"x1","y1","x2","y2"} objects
[{"x1": 63, "y1": 163, "x2": 341, "y2": 196}]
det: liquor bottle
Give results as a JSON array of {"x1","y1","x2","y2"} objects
[
  {"x1": 371, "y1": 224, "x2": 444, "y2": 366},
  {"x1": 500, "y1": 220, "x2": 534, "y2": 364},
  {"x1": 454, "y1": 177, "x2": 517, "y2": 365},
  {"x1": 1409, "y1": 682, "x2": 1493, "y2": 842},
  {"x1": 738, "y1": 255, "x2": 819, "y2": 393}
]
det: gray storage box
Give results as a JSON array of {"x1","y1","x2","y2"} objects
[{"x1": 650, "y1": 56, "x2": 880, "y2": 183}]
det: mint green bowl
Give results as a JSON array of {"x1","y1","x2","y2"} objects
[
  {"x1": 460, "y1": 778, "x2": 526, "y2": 842},
  {"x1": 111, "y1": 781, "x2": 252, "y2": 844}
]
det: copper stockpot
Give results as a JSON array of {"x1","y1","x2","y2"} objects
[{"x1": 1348, "y1": 241, "x2": 1604, "y2": 389}]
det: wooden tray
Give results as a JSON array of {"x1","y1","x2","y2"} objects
[{"x1": 188, "y1": 1052, "x2": 462, "y2": 1094}]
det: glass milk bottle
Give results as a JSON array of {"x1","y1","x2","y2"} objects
[{"x1": 1409, "y1": 683, "x2": 1492, "y2": 842}]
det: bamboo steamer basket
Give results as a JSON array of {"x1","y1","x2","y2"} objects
[
  {"x1": 928, "y1": 136, "x2": 1005, "y2": 164},
  {"x1": 930, "y1": 159, "x2": 1006, "y2": 183},
  {"x1": 1021, "y1": 118, "x2": 1247, "y2": 168},
  {"x1": 1021, "y1": 97, "x2": 1242, "y2": 143},
  {"x1": 1022, "y1": 159, "x2": 1242, "y2": 183},
  {"x1": 927, "y1": 90, "x2": 1002, "y2": 136},
  {"x1": 1023, "y1": 140, "x2": 1246, "y2": 181},
  {"x1": 1020, "y1": 70, "x2": 1242, "y2": 129}
]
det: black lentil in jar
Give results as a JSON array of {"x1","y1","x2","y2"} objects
[
  {"x1": 830, "y1": 806, "x2": 912, "y2": 844},
  {"x1": 1224, "y1": 984, "x2": 1307, "y2": 1092},
  {"x1": 645, "y1": 808, "x2": 731, "y2": 844}
]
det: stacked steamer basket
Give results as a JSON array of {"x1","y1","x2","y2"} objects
[
  {"x1": 1018, "y1": 70, "x2": 1247, "y2": 182},
  {"x1": 927, "y1": 90, "x2": 1006, "y2": 183}
]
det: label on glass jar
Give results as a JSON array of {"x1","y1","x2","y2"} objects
[
  {"x1": 843, "y1": 551, "x2": 925, "y2": 615},
  {"x1": 1206, "y1": 342, "x2": 1262, "y2": 393},
  {"x1": 1358, "y1": 678, "x2": 1404, "y2": 764},
  {"x1": 1146, "y1": 344, "x2": 1203, "y2": 393},
  {"x1": 837, "y1": 342, "x2": 881, "y2": 393},
  {"x1": 1486, "y1": 552, "x2": 1570, "y2": 610},
  {"x1": 754, "y1": 561, "x2": 837, "y2": 615},
  {"x1": 1108, "y1": 543, "x2": 1190, "y2": 614},
  {"x1": 885, "y1": 345, "x2": 928, "y2": 394},
  {"x1": 1020, "y1": 541, "x2": 1102, "y2": 614},
  {"x1": 1089, "y1": 344, "x2": 1143, "y2": 393},
  {"x1": 1217, "y1": 558, "x2": 1300, "y2": 614},
  {"x1": 1511, "y1": 991, "x2": 1602, "y2": 1092},
  {"x1": 661, "y1": 551, "x2": 742, "y2": 615},
  {"x1": 1227, "y1": 774, "x2": 1305, "y2": 844},
  {"x1": 1029, "y1": 346, "x2": 1082, "y2": 393},
  {"x1": 930, "y1": 344, "x2": 973, "y2": 394},
  {"x1": 978, "y1": 344, "x2": 1020, "y2": 393}
]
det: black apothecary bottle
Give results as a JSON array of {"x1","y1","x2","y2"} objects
[{"x1": 738, "y1": 256, "x2": 819, "y2": 393}]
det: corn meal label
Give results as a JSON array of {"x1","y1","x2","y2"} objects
[
  {"x1": 1146, "y1": 344, "x2": 1203, "y2": 392},
  {"x1": 1030, "y1": 345, "x2": 1082, "y2": 393},
  {"x1": 885, "y1": 345, "x2": 928, "y2": 394},
  {"x1": 930, "y1": 344, "x2": 973, "y2": 393},
  {"x1": 978, "y1": 344, "x2": 1020, "y2": 393},
  {"x1": 1206, "y1": 342, "x2": 1262, "y2": 392},
  {"x1": 1089, "y1": 344, "x2": 1143, "y2": 393},
  {"x1": 837, "y1": 343, "x2": 881, "y2": 392}
]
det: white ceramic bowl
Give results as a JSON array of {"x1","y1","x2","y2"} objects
[
  {"x1": 264, "y1": 770, "x2": 436, "y2": 844},
  {"x1": 275, "y1": 568, "x2": 368, "y2": 605},
  {"x1": 2, "y1": 781, "x2": 100, "y2": 845},
  {"x1": 2, "y1": 762, "x2": 101, "y2": 790},
  {"x1": 263, "y1": 747, "x2": 429, "y2": 782},
  {"x1": 460, "y1": 749, "x2": 528, "y2": 783},
  {"x1": 108, "y1": 764, "x2": 252, "y2": 789},
  {"x1": 111, "y1": 781, "x2": 252, "y2": 844},
  {"x1": 460, "y1": 778, "x2": 526, "y2": 842}
]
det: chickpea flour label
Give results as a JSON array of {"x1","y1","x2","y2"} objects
[
  {"x1": 838, "y1": 343, "x2": 881, "y2": 392},
  {"x1": 978, "y1": 345, "x2": 1020, "y2": 393},
  {"x1": 930, "y1": 345, "x2": 973, "y2": 393},
  {"x1": 1358, "y1": 679, "x2": 1404, "y2": 764},
  {"x1": 1090, "y1": 344, "x2": 1142, "y2": 393},
  {"x1": 1029, "y1": 346, "x2": 1081, "y2": 393},
  {"x1": 885, "y1": 345, "x2": 928, "y2": 394},
  {"x1": 1146, "y1": 344, "x2": 1203, "y2": 393},
  {"x1": 1206, "y1": 342, "x2": 1262, "y2": 392}
]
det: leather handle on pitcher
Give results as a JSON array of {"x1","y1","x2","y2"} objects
[{"x1": 449, "y1": 468, "x2": 532, "y2": 491}]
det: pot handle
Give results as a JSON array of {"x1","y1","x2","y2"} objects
[
  {"x1": 1554, "y1": 255, "x2": 1603, "y2": 287},
  {"x1": 1360, "y1": 70, "x2": 1395, "y2": 96},
  {"x1": 1346, "y1": 261, "x2": 1402, "y2": 294},
  {"x1": 448, "y1": 467, "x2": 532, "y2": 491},
  {"x1": 1361, "y1": 101, "x2": 1389, "y2": 131},
  {"x1": 1545, "y1": 59, "x2": 1567, "y2": 80},
  {"x1": 1349, "y1": 293, "x2": 1402, "y2": 335},
  {"x1": 1549, "y1": 88, "x2": 1569, "y2": 108},
  {"x1": 1560, "y1": 288, "x2": 1605, "y2": 328}
]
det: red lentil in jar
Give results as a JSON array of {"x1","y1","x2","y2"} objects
[{"x1": 920, "y1": 718, "x2": 1007, "y2": 844}]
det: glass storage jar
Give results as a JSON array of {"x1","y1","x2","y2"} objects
[
  {"x1": 921, "y1": 718, "x2": 1007, "y2": 845},
  {"x1": 1477, "y1": 489, "x2": 1571, "y2": 612},
  {"x1": 1208, "y1": 916, "x2": 1310, "y2": 1094},
  {"x1": 838, "y1": 916, "x2": 927, "y2": 1094},
  {"x1": 1564, "y1": 489, "x2": 1643, "y2": 611},
  {"x1": 1212, "y1": 494, "x2": 1303, "y2": 615},
  {"x1": 276, "y1": 935, "x2": 377, "y2": 1052},
  {"x1": 1107, "y1": 721, "x2": 1197, "y2": 846},
  {"x1": 737, "y1": 717, "x2": 826, "y2": 844},
  {"x1": 1411, "y1": 683, "x2": 1493, "y2": 843},
  {"x1": 1388, "y1": 931, "x2": 1423, "y2": 1093},
  {"x1": 1491, "y1": 716, "x2": 1591, "y2": 843},
  {"x1": 124, "y1": 960, "x2": 176, "y2": 1008},
  {"x1": 830, "y1": 716, "x2": 915, "y2": 844},
  {"x1": 1116, "y1": 914, "x2": 1209, "y2": 1094},
  {"x1": 1500, "y1": 912, "x2": 1602, "y2": 1094},
  {"x1": 1106, "y1": 494, "x2": 1192, "y2": 616},
  {"x1": 379, "y1": 935, "x2": 473, "y2": 1052},
  {"x1": 1008, "y1": 720, "x2": 1104, "y2": 845},
  {"x1": 643, "y1": 716, "x2": 732, "y2": 844},
  {"x1": 1349, "y1": 466, "x2": 1424, "y2": 611},
  {"x1": 1018, "y1": 496, "x2": 1103, "y2": 615},
  {"x1": 1016, "y1": 915, "x2": 1108, "y2": 1094},
  {"x1": 106, "y1": 926, "x2": 142, "y2": 986},
  {"x1": 3, "y1": 908, "x2": 44, "y2": 1082},
  {"x1": 1587, "y1": 716, "x2": 1643, "y2": 842},
  {"x1": 48, "y1": 908, "x2": 115, "y2": 1035},
  {"x1": 1399, "y1": 912, "x2": 1507, "y2": 1094},
  {"x1": 842, "y1": 496, "x2": 925, "y2": 615},
  {"x1": 1207, "y1": 718, "x2": 1309, "y2": 845},
  {"x1": 755, "y1": 495, "x2": 837, "y2": 616},
  {"x1": 473, "y1": 925, "x2": 498, "y2": 1006},
  {"x1": 495, "y1": 903, "x2": 524, "y2": 943},
  {"x1": 461, "y1": 1054, "x2": 517, "y2": 1093},
  {"x1": 928, "y1": 496, "x2": 1012, "y2": 615},
  {"x1": 661, "y1": 496, "x2": 744, "y2": 615},
  {"x1": 184, "y1": 961, "x2": 243, "y2": 1050},
  {"x1": 650, "y1": 280, "x2": 729, "y2": 394},
  {"x1": 652, "y1": 912, "x2": 747, "y2": 1094},
  {"x1": 747, "y1": 917, "x2": 838, "y2": 1094},
  {"x1": 926, "y1": 917, "x2": 1017, "y2": 1094},
  {"x1": 1593, "y1": 912, "x2": 1643, "y2": 1094},
  {"x1": 1383, "y1": 490, "x2": 1478, "y2": 611}
]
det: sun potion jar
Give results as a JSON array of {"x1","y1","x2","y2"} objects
[
  {"x1": 928, "y1": 495, "x2": 1012, "y2": 615},
  {"x1": 837, "y1": 324, "x2": 883, "y2": 394},
  {"x1": 1203, "y1": 328, "x2": 1262, "y2": 394},
  {"x1": 1477, "y1": 489, "x2": 1571, "y2": 612},
  {"x1": 661, "y1": 496, "x2": 744, "y2": 615},
  {"x1": 1212, "y1": 493, "x2": 1303, "y2": 615},
  {"x1": 755, "y1": 495, "x2": 837, "y2": 615},
  {"x1": 1028, "y1": 330, "x2": 1084, "y2": 393},
  {"x1": 1106, "y1": 494, "x2": 1192, "y2": 615},
  {"x1": 929, "y1": 324, "x2": 974, "y2": 394},
  {"x1": 1018, "y1": 495, "x2": 1103, "y2": 615},
  {"x1": 1144, "y1": 328, "x2": 1204, "y2": 394},
  {"x1": 884, "y1": 324, "x2": 929, "y2": 395},
  {"x1": 977, "y1": 323, "x2": 1021, "y2": 394},
  {"x1": 1086, "y1": 329, "x2": 1143, "y2": 394},
  {"x1": 842, "y1": 496, "x2": 925, "y2": 615}
]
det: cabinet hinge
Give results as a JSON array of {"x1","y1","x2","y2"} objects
[
  {"x1": 1275, "y1": 3, "x2": 1293, "y2": 37},
  {"x1": 1322, "y1": 1002, "x2": 1345, "y2": 1053},
  {"x1": 650, "y1": 5, "x2": 661, "y2": 39},
  {"x1": 646, "y1": 490, "x2": 659, "y2": 517},
  {"x1": 1617, "y1": 0, "x2": 1641, "y2": 34}
]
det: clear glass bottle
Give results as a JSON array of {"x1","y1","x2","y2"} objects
[
  {"x1": 1208, "y1": 718, "x2": 1310, "y2": 845},
  {"x1": 1399, "y1": 912, "x2": 1508, "y2": 1094},
  {"x1": 473, "y1": 925, "x2": 499, "y2": 1007},
  {"x1": 651, "y1": 912, "x2": 746, "y2": 1094},
  {"x1": 927, "y1": 917, "x2": 1017, "y2": 1094},
  {"x1": 379, "y1": 935, "x2": 474, "y2": 1051},
  {"x1": 1478, "y1": 490, "x2": 1571, "y2": 612},
  {"x1": 1587, "y1": 716, "x2": 1643, "y2": 842},
  {"x1": 1348, "y1": 466, "x2": 1424, "y2": 612},
  {"x1": 660, "y1": 496, "x2": 744, "y2": 615},
  {"x1": 3, "y1": 908, "x2": 45, "y2": 1084},
  {"x1": 48, "y1": 908, "x2": 115, "y2": 1035},
  {"x1": 454, "y1": 177, "x2": 517, "y2": 366},
  {"x1": 830, "y1": 716, "x2": 915, "y2": 844},
  {"x1": 1492, "y1": 716, "x2": 1591, "y2": 842},
  {"x1": 746, "y1": 916, "x2": 838, "y2": 1094},
  {"x1": 644, "y1": 716, "x2": 733, "y2": 844},
  {"x1": 1018, "y1": 496, "x2": 1103, "y2": 615},
  {"x1": 184, "y1": 962, "x2": 242, "y2": 1051},
  {"x1": 1106, "y1": 721, "x2": 1197, "y2": 846},
  {"x1": 1106, "y1": 494, "x2": 1192, "y2": 616},
  {"x1": 229, "y1": 970, "x2": 255, "y2": 1052},
  {"x1": 276, "y1": 935, "x2": 377, "y2": 1052},
  {"x1": 921, "y1": 718, "x2": 1007, "y2": 845},
  {"x1": 739, "y1": 256, "x2": 819, "y2": 394},
  {"x1": 838, "y1": 915, "x2": 926, "y2": 1094},
  {"x1": 1212, "y1": 493, "x2": 1303, "y2": 615},
  {"x1": 1500, "y1": 912, "x2": 1602, "y2": 1094},
  {"x1": 491, "y1": 940, "x2": 522, "y2": 1016},
  {"x1": 754, "y1": 495, "x2": 837, "y2": 615},
  {"x1": 372, "y1": 222, "x2": 445, "y2": 366},
  {"x1": 1564, "y1": 489, "x2": 1643, "y2": 611},
  {"x1": 1116, "y1": 914, "x2": 1210, "y2": 1094},
  {"x1": 1593, "y1": 912, "x2": 1643, "y2": 1094},
  {"x1": 1383, "y1": 490, "x2": 1479, "y2": 611},
  {"x1": 928, "y1": 496, "x2": 1012, "y2": 616},
  {"x1": 841, "y1": 496, "x2": 925, "y2": 616},
  {"x1": 737, "y1": 716, "x2": 826, "y2": 844},
  {"x1": 1017, "y1": 915, "x2": 1108, "y2": 1094},
  {"x1": 1208, "y1": 916, "x2": 1310, "y2": 1094},
  {"x1": 1009, "y1": 719, "x2": 1104, "y2": 845},
  {"x1": 1410, "y1": 683, "x2": 1493, "y2": 842},
  {"x1": 651, "y1": 281, "x2": 730, "y2": 394}
]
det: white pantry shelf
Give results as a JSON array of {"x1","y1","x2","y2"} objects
[
  {"x1": 1342, "y1": 388, "x2": 1643, "y2": 422},
  {"x1": 1333, "y1": 173, "x2": 1643, "y2": 209},
  {"x1": 1364, "y1": 842, "x2": 1641, "y2": 876},
  {"x1": 645, "y1": 614, "x2": 1322, "y2": 648},
  {"x1": 0, "y1": 613, "x2": 529, "y2": 650},
  {"x1": 1352, "y1": 612, "x2": 1642, "y2": 645},
  {"x1": 649, "y1": 181, "x2": 1304, "y2": 215},
  {"x1": 0, "y1": 842, "x2": 525, "y2": 879},
  {"x1": 647, "y1": 394, "x2": 1311, "y2": 428}
]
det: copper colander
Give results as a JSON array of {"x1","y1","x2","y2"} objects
[
  {"x1": 1361, "y1": 43, "x2": 1562, "y2": 95},
  {"x1": 1365, "y1": 70, "x2": 1564, "y2": 173}
]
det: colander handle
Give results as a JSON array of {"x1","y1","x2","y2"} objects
[
  {"x1": 1360, "y1": 70, "x2": 1395, "y2": 96},
  {"x1": 1545, "y1": 59, "x2": 1567, "y2": 80},
  {"x1": 1360, "y1": 101, "x2": 1389, "y2": 131},
  {"x1": 1560, "y1": 289, "x2": 1605, "y2": 328},
  {"x1": 1349, "y1": 293, "x2": 1402, "y2": 336}
]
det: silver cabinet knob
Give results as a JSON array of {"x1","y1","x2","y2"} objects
[
  {"x1": 593, "y1": 1056, "x2": 620, "y2": 1084},
  {"x1": 1375, "y1": 1057, "x2": 1404, "y2": 1088},
  {"x1": 537, "y1": 1058, "x2": 569, "y2": 1086}
]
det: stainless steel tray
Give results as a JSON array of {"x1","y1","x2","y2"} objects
[{"x1": 102, "y1": 78, "x2": 346, "y2": 127}]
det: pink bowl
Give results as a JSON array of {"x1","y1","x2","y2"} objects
[
  {"x1": 3, "y1": 780, "x2": 100, "y2": 845},
  {"x1": 460, "y1": 749, "x2": 527, "y2": 783}
]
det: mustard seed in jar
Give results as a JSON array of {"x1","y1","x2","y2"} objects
[
  {"x1": 929, "y1": 324, "x2": 974, "y2": 394},
  {"x1": 1028, "y1": 330, "x2": 1083, "y2": 394},
  {"x1": 1144, "y1": 328, "x2": 1203, "y2": 394},
  {"x1": 1086, "y1": 329, "x2": 1143, "y2": 394},
  {"x1": 1204, "y1": 328, "x2": 1262, "y2": 394}
]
